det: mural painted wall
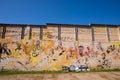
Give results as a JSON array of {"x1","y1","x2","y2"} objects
[
  {"x1": 93, "y1": 26, "x2": 107, "y2": 42},
  {"x1": 78, "y1": 27, "x2": 92, "y2": 42},
  {"x1": 24, "y1": 26, "x2": 30, "y2": 40},
  {"x1": 0, "y1": 24, "x2": 120, "y2": 71},
  {"x1": 109, "y1": 27, "x2": 119, "y2": 41},
  {"x1": 60, "y1": 26, "x2": 76, "y2": 49},
  {"x1": 31, "y1": 27, "x2": 40, "y2": 39},
  {"x1": 61, "y1": 26, "x2": 75, "y2": 42},
  {"x1": 43, "y1": 25, "x2": 58, "y2": 40}
]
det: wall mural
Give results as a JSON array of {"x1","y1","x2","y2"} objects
[
  {"x1": 109, "y1": 27, "x2": 119, "y2": 41},
  {"x1": 0, "y1": 26, "x2": 120, "y2": 71},
  {"x1": 61, "y1": 26, "x2": 75, "y2": 41},
  {"x1": 94, "y1": 27, "x2": 107, "y2": 42},
  {"x1": 78, "y1": 27, "x2": 92, "y2": 41}
]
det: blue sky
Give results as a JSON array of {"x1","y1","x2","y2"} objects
[{"x1": 0, "y1": 0, "x2": 120, "y2": 25}]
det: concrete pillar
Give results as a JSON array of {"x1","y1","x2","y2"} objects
[
  {"x1": 58, "y1": 25, "x2": 61, "y2": 40},
  {"x1": 118, "y1": 26, "x2": 120, "y2": 41},
  {"x1": 2, "y1": 26, "x2": 6, "y2": 39},
  {"x1": 0, "y1": 27, "x2": 2, "y2": 38},
  {"x1": 75, "y1": 26, "x2": 78, "y2": 41},
  {"x1": 29, "y1": 26, "x2": 32, "y2": 40},
  {"x1": 21, "y1": 26, "x2": 25, "y2": 39},
  {"x1": 91, "y1": 26, "x2": 94, "y2": 45},
  {"x1": 106, "y1": 26, "x2": 110, "y2": 42},
  {"x1": 40, "y1": 27, "x2": 43, "y2": 40}
]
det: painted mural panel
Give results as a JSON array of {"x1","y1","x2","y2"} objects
[
  {"x1": 5, "y1": 27, "x2": 22, "y2": 41},
  {"x1": 109, "y1": 27, "x2": 119, "y2": 41},
  {"x1": 31, "y1": 27, "x2": 40, "y2": 39},
  {"x1": 43, "y1": 26, "x2": 58, "y2": 40},
  {"x1": 0, "y1": 25, "x2": 120, "y2": 71},
  {"x1": 93, "y1": 27, "x2": 107, "y2": 42},
  {"x1": 24, "y1": 26, "x2": 30, "y2": 40},
  {"x1": 46, "y1": 26, "x2": 58, "y2": 40},
  {"x1": 61, "y1": 26, "x2": 76, "y2": 48},
  {"x1": 0, "y1": 27, "x2": 22, "y2": 51},
  {"x1": 61, "y1": 26, "x2": 75, "y2": 41},
  {"x1": 78, "y1": 27, "x2": 92, "y2": 41}
]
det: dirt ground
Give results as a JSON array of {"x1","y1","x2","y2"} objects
[{"x1": 0, "y1": 72, "x2": 120, "y2": 80}]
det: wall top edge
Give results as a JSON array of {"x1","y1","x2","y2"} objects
[
  {"x1": 0, "y1": 23, "x2": 46, "y2": 27},
  {"x1": 0, "y1": 23, "x2": 119, "y2": 27}
]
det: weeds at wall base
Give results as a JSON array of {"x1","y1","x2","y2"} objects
[{"x1": 0, "y1": 68, "x2": 120, "y2": 75}]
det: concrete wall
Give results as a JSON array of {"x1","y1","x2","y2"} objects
[{"x1": 0, "y1": 24, "x2": 120, "y2": 71}]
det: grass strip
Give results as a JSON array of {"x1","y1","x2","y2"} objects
[{"x1": 0, "y1": 68, "x2": 120, "y2": 75}]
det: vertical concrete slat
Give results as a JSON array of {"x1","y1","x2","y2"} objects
[
  {"x1": 0, "y1": 27, "x2": 2, "y2": 38},
  {"x1": 40, "y1": 26, "x2": 43, "y2": 40},
  {"x1": 29, "y1": 26, "x2": 32, "y2": 40},
  {"x1": 58, "y1": 25, "x2": 61, "y2": 40},
  {"x1": 106, "y1": 26, "x2": 110, "y2": 42},
  {"x1": 117, "y1": 26, "x2": 120, "y2": 41},
  {"x1": 2, "y1": 26, "x2": 6, "y2": 39},
  {"x1": 21, "y1": 26, "x2": 25, "y2": 39},
  {"x1": 91, "y1": 26, "x2": 94, "y2": 45},
  {"x1": 75, "y1": 26, "x2": 78, "y2": 41}
]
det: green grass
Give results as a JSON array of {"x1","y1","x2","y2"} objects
[
  {"x1": 90, "y1": 68, "x2": 120, "y2": 72},
  {"x1": 0, "y1": 68, "x2": 120, "y2": 75},
  {"x1": 0, "y1": 70, "x2": 63, "y2": 75}
]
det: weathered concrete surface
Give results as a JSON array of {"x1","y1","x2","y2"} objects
[{"x1": 0, "y1": 72, "x2": 120, "y2": 80}]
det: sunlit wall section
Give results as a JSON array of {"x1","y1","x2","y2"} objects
[
  {"x1": 61, "y1": 26, "x2": 75, "y2": 47},
  {"x1": 93, "y1": 26, "x2": 107, "y2": 42},
  {"x1": 5, "y1": 26, "x2": 22, "y2": 42},
  {"x1": 119, "y1": 26, "x2": 120, "y2": 41},
  {"x1": 42, "y1": 27, "x2": 47, "y2": 40},
  {"x1": 109, "y1": 26, "x2": 119, "y2": 42},
  {"x1": 46, "y1": 25, "x2": 58, "y2": 41},
  {"x1": 31, "y1": 27, "x2": 40, "y2": 40},
  {"x1": 78, "y1": 26, "x2": 92, "y2": 42},
  {"x1": 61, "y1": 26, "x2": 75, "y2": 41},
  {"x1": 3, "y1": 26, "x2": 22, "y2": 50},
  {"x1": 24, "y1": 26, "x2": 30, "y2": 40}
]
